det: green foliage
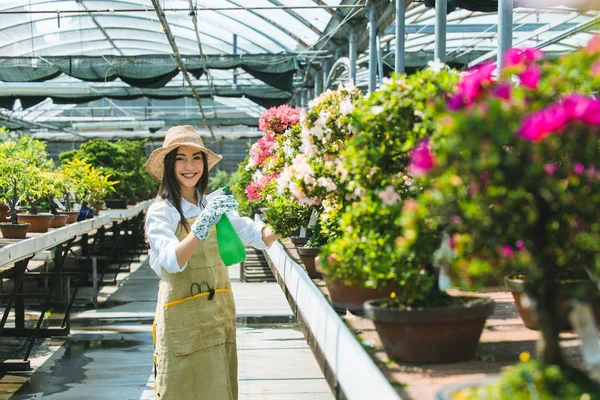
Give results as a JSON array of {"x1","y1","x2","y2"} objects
[
  {"x1": 458, "y1": 360, "x2": 600, "y2": 400},
  {"x1": 263, "y1": 196, "x2": 312, "y2": 237},
  {"x1": 230, "y1": 155, "x2": 256, "y2": 216},
  {"x1": 209, "y1": 169, "x2": 231, "y2": 191},
  {"x1": 318, "y1": 69, "x2": 459, "y2": 299},
  {"x1": 60, "y1": 139, "x2": 156, "y2": 200},
  {"x1": 0, "y1": 135, "x2": 54, "y2": 223}
]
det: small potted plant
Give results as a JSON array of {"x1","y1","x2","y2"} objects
[
  {"x1": 414, "y1": 41, "x2": 600, "y2": 394},
  {"x1": 18, "y1": 169, "x2": 59, "y2": 233}
]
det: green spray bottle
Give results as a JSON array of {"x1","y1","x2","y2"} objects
[{"x1": 213, "y1": 187, "x2": 247, "y2": 266}]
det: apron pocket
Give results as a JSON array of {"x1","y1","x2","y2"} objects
[{"x1": 164, "y1": 296, "x2": 226, "y2": 356}]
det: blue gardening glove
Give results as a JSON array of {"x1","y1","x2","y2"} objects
[{"x1": 191, "y1": 195, "x2": 238, "y2": 240}]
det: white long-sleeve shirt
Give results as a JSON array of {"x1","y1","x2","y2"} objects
[{"x1": 145, "y1": 196, "x2": 268, "y2": 278}]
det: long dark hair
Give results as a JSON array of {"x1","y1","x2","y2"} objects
[{"x1": 157, "y1": 147, "x2": 210, "y2": 232}]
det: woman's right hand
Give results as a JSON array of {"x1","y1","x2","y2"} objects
[{"x1": 191, "y1": 195, "x2": 238, "y2": 240}]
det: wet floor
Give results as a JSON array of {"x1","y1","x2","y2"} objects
[{"x1": 7, "y1": 255, "x2": 333, "y2": 400}]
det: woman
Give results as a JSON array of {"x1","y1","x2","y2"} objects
[{"x1": 144, "y1": 125, "x2": 280, "y2": 399}]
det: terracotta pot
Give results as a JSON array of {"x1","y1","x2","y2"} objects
[
  {"x1": 290, "y1": 236, "x2": 309, "y2": 248},
  {"x1": 0, "y1": 223, "x2": 31, "y2": 239},
  {"x1": 17, "y1": 213, "x2": 54, "y2": 233},
  {"x1": 0, "y1": 204, "x2": 9, "y2": 222},
  {"x1": 504, "y1": 274, "x2": 600, "y2": 330},
  {"x1": 296, "y1": 247, "x2": 322, "y2": 279},
  {"x1": 94, "y1": 205, "x2": 102, "y2": 216},
  {"x1": 49, "y1": 214, "x2": 69, "y2": 228},
  {"x1": 363, "y1": 296, "x2": 495, "y2": 364},
  {"x1": 324, "y1": 279, "x2": 401, "y2": 315},
  {"x1": 62, "y1": 211, "x2": 80, "y2": 224}
]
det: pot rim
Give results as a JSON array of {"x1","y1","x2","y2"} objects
[
  {"x1": 0, "y1": 222, "x2": 31, "y2": 228},
  {"x1": 296, "y1": 246, "x2": 321, "y2": 256},
  {"x1": 363, "y1": 296, "x2": 495, "y2": 324}
]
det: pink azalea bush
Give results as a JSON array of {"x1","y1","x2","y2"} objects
[
  {"x1": 258, "y1": 104, "x2": 301, "y2": 135},
  {"x1": 405, "y1": 38, "x2": 600, "y2": 384}
]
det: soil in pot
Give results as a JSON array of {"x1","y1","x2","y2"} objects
[
  {"x1": 296, "y1": 246, "x2": 322, "y2": 279},
  {"x1": 17, "y1": 213, "x2": 54, "y2": 233},
  {"x1": 0, "y1": 223, "x2": 31, "y2": 239},
  {"x1": 324, "y1": 279, "x2": 400, "y2": 315},
  {"x1": 363, "y1": 296, "x2": 495, "y2": 364},
  {"x1": 49, "y1": 214, "x2": 69, "y2": 228},
  {"x1": 504, "y1": 273, "x2": 600, "y2": 330}
]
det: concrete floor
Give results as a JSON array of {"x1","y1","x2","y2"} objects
[{"x1": 7, "y1": 255, "x2": 333, "y2": 400}]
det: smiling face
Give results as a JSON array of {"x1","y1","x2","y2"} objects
[{"x1": 174, "y1": 145, "x2": 205, "y2": 190}]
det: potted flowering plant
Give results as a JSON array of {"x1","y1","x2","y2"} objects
[
  {"x1": 412, "y1": 40, "x2": 600, "y2": 393},
  {"x1": 315, "y1": 69, "x2": 460, "y2": 317},
  {"x1": 277, "y1": 82, "x2": 362, "y2": 242}
]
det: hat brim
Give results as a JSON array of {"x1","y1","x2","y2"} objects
[{"x1": 145, "y1": 142, "x2": 222, "y2": 182}]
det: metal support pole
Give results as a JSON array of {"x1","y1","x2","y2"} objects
[
  {"x1": 300, "y1": 89, "x2": 306, "y2": 108},
  {"x1": 377, "y1": 36, "x2": 384, "y2": 87},
  {"x1": 322, "y1": 59, "x2": 330, "y2": 91},
  {"x1": 434, "y1": 0, "x2": 447, "y2": 63},
  {"x1": 368, "y1": 6, "x2": 377, "y2": 92},
  {"x1": 498, "y1": 0, "x2": 513, "y2": 70},
  {"x1": 348, "y1": 30, "x2": 357, "y2": 84},
  {"x1": 395, "y1": 0, "x2": 406, "y2": 74},
  {"x1": 313, "y1": 70, "x2": 322, "y2": 97},
  {"x1": 232, "y1": 34, "x2": 238, "y2": 86}
]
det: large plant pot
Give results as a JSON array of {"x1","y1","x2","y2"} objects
[
  {"x1": 290, "y1": 236, "x2": 309, "y2": 248},
  {"x1": 0, "y1": 204, "x2": 9, "y2": 222},
  {"x1": 364, "y1": 296, "x2": 495, "y2": 364},
  {"x1": 0, "y1": 223, "x2": 31, "y2": 239},
  {"x1": 62, "y1": 211, "x2": 80, "y2": 224},
  {"x1": 17, "y1": 213, "x2": 54, "y2": 233},
  {"x1": 324, "y1": 279, "x2": 400, "y2": 315},
  {"x1": 504, "y1": 274, "x2": 600, "y2": 330},
  {"x1": 49, "y1": 214, "x2": 69, "y2": 228},
  {"x1": 296, "y1": 247, "x2": 322, "y2": 279},
  {"x1": 105, "y1": 199, "x2": 128, "y2": 209}
]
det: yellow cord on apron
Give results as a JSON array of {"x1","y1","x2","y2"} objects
[{"x1": 164, "y1": 289, "x2": 233, "y2": 308}]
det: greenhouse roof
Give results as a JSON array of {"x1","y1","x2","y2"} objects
[{"x1": 0, "y1": 0, "x2": 597, "y2": 138}]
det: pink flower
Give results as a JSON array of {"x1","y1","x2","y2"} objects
[
  {"x1": 515, "y1": 240, "x2": 525, "y2": 250},
  {"x1": 591, "y1": 60, "x2": 600, "y2": 77},
  {"x1": 480, "y1": 171, "x2": 490, "y2": 181},
  {"x1": 378, "y1": 185, "x2": 401, "y2": 206},
  {"x1": 585, "y1": 35, "x2": 600, "y2": 55},
  {"x1": 451, "y1": 62, "x2": 496, "y2": 108},
  {"x1": 249, "y1": 134, "x2": 278, "y2": 167},
  {"x1": 408, "y1": 139, "x2": 437, "y2": 176},
  {"x1": 451, "y1": 215, "x2": 463, "y2": 225},
  {"x1": 574, "y1": 163, "x2": 585, "y2": 175},
  {"x1": 447, "y1": 93, "x2": 464, "y2": 110},
  {"x1": 562, "y1": 94, "x2": 600, "y2": 125},
  {"x1": 517, "y1": 104, "x2": 567, "y2": 141},
  {"x1": 544, "y1": 163, "x2": 559, "y2": 175},
  {"x1": 518, "y1": 65, "x2": 541, "y2": 89},
  {"x1": 504, "y1": 48, "x2": 544, "y2": 68},
  {"x1": 493, "y1": 83, "x2": 511, "y2": 100},
  {"x1": 258, "y1": 105, "x2": 301, "y2": 134},
  {"x1": 501, "y1": 245, "x2": 515, "y2": 257}
]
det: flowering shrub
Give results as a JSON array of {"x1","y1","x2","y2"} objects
[
  {"x1": 258, "y1": 104, "x2": 301, "y2": 135},
  {"x1": 277, "y1": 82, "x2": 362, "y2": 240},
  {"x1": 409, "y1": 39, "x2": 600, "y2": 370},
  {"x1": 318, "y1": 69, "x2": 458, "y2": 295}
]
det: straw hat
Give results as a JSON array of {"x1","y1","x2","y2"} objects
[{"x1": 145, "y1": 125, "x2": 222, "y2": 182}]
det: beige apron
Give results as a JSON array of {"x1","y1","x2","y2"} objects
[{"x1": 153, "y1": 220, "x2": 237, "y2": 400}]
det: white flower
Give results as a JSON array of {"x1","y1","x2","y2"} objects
[
  {"x1": 317, "y1": 177, "x2": 337, "y2": 192},
  {"x1": 378, "y1": 185, "x2": 401, "y2": 206},
  {"x1": 252, "y1": 170, "x2": 264, "y2": 182},
  {"x1": 370, "y1": 105, "x2": 385, "y2": 116},
  {"x1": 311, "y1": 124, "x2": 324, "y2": 139},
  {"x1": 339, "y1": 99, "x2": 354, "y2": 116},
  {"x1": 382, "y1": 77, "x2": 392, "y2": 85},
  {"x1": 427, "y1": 59, "x2": 446, "y2": 73}
]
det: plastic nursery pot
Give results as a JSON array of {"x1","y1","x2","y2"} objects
[
  {"x1": 323, "y1": 279, "x2": 401, "y2": 315},
  {"x1": 49, "y1": 214, "x2": 69, "y2": 228},
  {"x1": 104, "y1": 199, "x2": 129, "y2": 209},
  {"x1": 504, "y1": 273, "x2": 600, "y2": 331},
  {"x1": 363, "y1": 296, "x2": 495, "y2": 364},
  {"x1": 296, "y1": 246, "x2": 322, "y2": 279},
  {"x1": 0, "y1": 223, "x2": 31, "y2": 239},
  {"x1": 17, "y1": 213, "x2": 54, "y2": 233}
]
